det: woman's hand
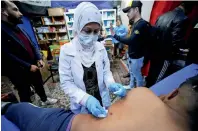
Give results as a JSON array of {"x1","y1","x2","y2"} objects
[
  {"x1": 108, "y1": 83, "x2": 126, "y2": 97},
  {"x1": 86, "y1": 96, "x2": 107, "y2": 118}
]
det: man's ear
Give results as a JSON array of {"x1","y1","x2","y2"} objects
[
  {"x1": 167, "y1": 89, "x2": 179, "y2": 100},
  {"x1": 1, "y1": 9, "x2": 8, "y2": 16}
]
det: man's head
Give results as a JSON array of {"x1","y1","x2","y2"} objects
[
  {"x1": 1, "y1": 0, "x2": 23, "y2": 25},
  {"x1": 161, "y1": 75, "x2": 198, "y2": 129},
  {"x1": 122, "y1": 0, "x2": 142, "y2": 21},
  {"x1": 180, "y1": 1, "x2": 197, "y2": 15},
  {"x1": 116, "y1": 19, "x2": 121, "y2": 26}
]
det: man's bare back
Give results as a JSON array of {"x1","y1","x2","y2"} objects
[{"x1": 71, "y1": 88, "x2": 188, "y2": 131}]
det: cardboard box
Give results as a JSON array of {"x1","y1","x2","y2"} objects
[{"x1": 48, "y1": 8, "x2": 65, "y2": 16}]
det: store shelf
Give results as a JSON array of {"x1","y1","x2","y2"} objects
[
  {"x1": 68, "y1": 28, "x2": 73, "y2": 30},
  {"x1": 103, "y1": 18, "x2": 115, "y2": 21},
  {"x1": 39, "y1": 40, "x2": 48, "y2": 42},
  {"x1": 44, "y1": 23, "x2": 66, "y2": 26},
  {"x1": 67, "y1": 21, "x2": 74, "y2": 23},
  {"x1": 102, "y1": 9, "x2": 116, "y2": 12},
  {"x1": 31, "y1": 8, "x2": 70, "y2": 46},
  {"x1": 37, "y1": 32, "x2": 67, "y2": 34},
  {"x1": 33, "y1": 24, "x2": 43, "y2": 27},
  {"x1": 48, "y1": 39, "x2": 57, "y2": 41},
  {"x1": 65, "y1": 12, "x2": 74, "y2": 15},
  {"x1": 104, "y1": 26, "x2": 115, "y2": 28},
  {"x1": 39, "y1": 39, "x2": 69, "y2": 41},
  {"x1": 101, "y1": 9, "x2": 116, "y2": 36}
]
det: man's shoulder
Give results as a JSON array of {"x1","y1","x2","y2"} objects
[
  {"x1": 138, "y1": 19, "x2": 148, "y2": 25},
  {"x1": 135, "y1": 19, "x2": 149, "y2": 29}
]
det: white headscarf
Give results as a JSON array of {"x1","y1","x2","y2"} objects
[{"x1": 72, "y1": 2, "x2": 102, "y2": 67}]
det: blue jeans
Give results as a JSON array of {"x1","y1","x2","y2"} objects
[
  {"x1": 129, "y1": 57, "x2": 145, "y2": 88},
  {"x1": 126, "y1": 52, "x2": 130, "y2": 71},
  {"x1": 4, "y1": 103, "x2": 74, "y2": 131}
]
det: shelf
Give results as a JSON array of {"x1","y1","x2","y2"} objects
[
  {"x1": 48, "y1": 39, "x2": 57, "y2": 41},
  {"x1": 65, "y1": 12, "x2": 74, "y2": 15},
  {"x1": 102, "y1": 9, "x2": 116, "y2": 12},
  {"x1": 67, "y1": 21, "x2": 74, "y2": 23},
  {"x1": 68, "y1": 28, "x2": 73, "y2": 30},
  {"x1": 103, "y1": 18, "x2": 115, "y2": 21},
  {"x1": 37, "y1": 32, "x2": 67, "y2": 34},
  {"x1": 104, "y1": 26, "x2": 112, "y2": 28},
  {"x1": 52, "y1": 15, "x2": 64, "y2": 17},
  {"x1": 39, "y1": 40, "x2": 48, "y2": 42},
  {"x1": 33, "y1": 24, "x2": 42, "y2": 27},
  {"x1": 39, "y1": 39, "x2": 69, "y2": 42},
  {"x1": 44, "y1": 23, "x2": 66, "y2": 26}
]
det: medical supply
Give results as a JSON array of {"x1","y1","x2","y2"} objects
[
  {"x1": 97, "y1": 107, "x2": 108, "y2": 118},
  {"x1": 123, "y1": 85, "x2": 133, "y2": 90},
  {"x1": 109, "y1": 83, "x2": 127, "y2": 97},
  {"x1": 113, "y1": 88, "x2": 126, "y2": 97}
]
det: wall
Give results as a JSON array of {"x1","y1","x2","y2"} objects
[
  {"x1": 120, "y1": 0, "x2": 154, "y2": 27},
  {"x1": 51, "y1": 1, "x2": 113, "y2": 10}
]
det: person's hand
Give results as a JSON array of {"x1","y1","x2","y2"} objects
[
  {"x1": 108, "y1": 83, "x2": 126, "y2": 97},
  {"x1": 30, "y1": 65, "x2": 39, "y2": 72},
  {"x1": 38, "y1": 60, "x2": 45, "y2": 68},
  {"x1": 110, "y1": 28, "x2": 115, "y2": 36},
  {"x1": 86, "y1": 96, "x2": 107, "y2": 118}
]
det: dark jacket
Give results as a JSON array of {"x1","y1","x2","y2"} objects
[
  {"x1": 114, "y1": 18, "x2": 150, "y2": 59},
  {"x1": 155, "y1": 7, "x2": 189, "y2": 60},
  {"x1": 186, "y1": 27, "x2": 198, "y2": 65},
  {"x1": 1, "y1": 22, "x2": 42, "y2": 76}
]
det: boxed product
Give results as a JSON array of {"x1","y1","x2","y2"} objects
[{"x1": 48, "y1": 8, "x2": 65, "y2": 16}]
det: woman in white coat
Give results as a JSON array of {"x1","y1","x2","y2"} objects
[{"x1": 59, "y1": 2, "x2": 126, "y2": 118}]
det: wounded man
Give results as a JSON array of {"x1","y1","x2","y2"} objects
[{"x1": 2, "y1": 75, "x2": 198, "y2": 131}]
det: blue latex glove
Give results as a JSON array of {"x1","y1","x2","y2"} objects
[
  {"x1": 108, "y1": 83, "x2": 126, "y2": 97},
  {"x1": 86, "y1": 96, "x2": 107, "y2": 117}
]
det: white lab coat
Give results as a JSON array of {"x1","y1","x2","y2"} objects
[{"x1": 59, "y1": 40, "x2": 115, "y2": 113}]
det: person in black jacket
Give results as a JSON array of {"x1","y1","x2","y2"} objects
[
  {"x1": 1, "y1": 0, "x2": 57, "y2": 105},
  {"x1": 146, "y1": 2, "x2": 195, "y2": 87},
  {"x1": 111, "y1": 0, "x2": 150, "y2": 89}
]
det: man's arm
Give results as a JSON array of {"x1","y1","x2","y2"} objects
[
  {"x1": 113, "y1": 22, "x2": 146, "y2": 45},
  {"x1": 117, "y1": 26, "x2": 128, "y2": 37},
  {"x1": 2, "y1": 48, "x2": 31, "y2": 70},
  {"x1": 171, "y1": 18, "x2": 189, "y2": 49}
]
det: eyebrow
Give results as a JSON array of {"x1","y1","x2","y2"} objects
[
  {"x1": 84, "y1": 27, "x2": 100, "y2": 30},
  {"x1": 12, "y1": 7, "x2": 19, "y2": 10}
]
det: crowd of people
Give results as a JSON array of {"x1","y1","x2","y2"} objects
[
  {"x1": 111, "y1": 1, "x2": 197, "y2": 89},
  {"x1": 1, "y1": 0, "x2": 198, "y2": 131}
]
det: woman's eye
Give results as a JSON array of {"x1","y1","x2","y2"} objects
[
  {"x1": 94, "y1": 30, "x2": 99, "y2": 34},
  {"x1": 84, "y1": 30, "x2": 92, "y2": 34}
]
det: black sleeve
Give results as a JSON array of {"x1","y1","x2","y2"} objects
[
  {"x1": 171, "y1": 18, "x2": 189, "y2": 49},
  {"x1": 113, "y1": 21, "x2": 147, "y2": 45}
]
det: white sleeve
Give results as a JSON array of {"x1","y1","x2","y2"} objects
[
  {"x1": 59, "y1": 47, "x2": 90, "y2": 106},
  {"x1": 103, "y1": 49, "x2": 115, "y2": 88}
]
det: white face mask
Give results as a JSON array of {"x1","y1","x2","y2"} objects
[{"x1": 78, "y1": 32, "x2": 98, "y2": 48}]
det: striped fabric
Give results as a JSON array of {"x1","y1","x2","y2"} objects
[{"x1": 156, "y1": 60, "x2": 170, "y2": 83}]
